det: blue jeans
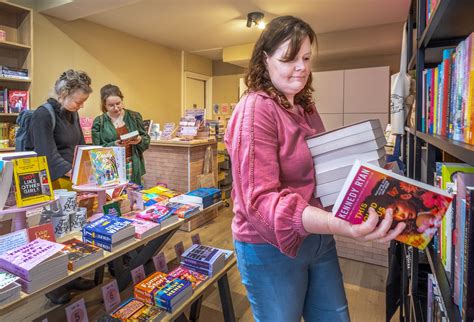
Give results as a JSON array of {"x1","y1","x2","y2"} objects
[{"x1": 234, "y1": 234, "x2": 350, "y2": 322}]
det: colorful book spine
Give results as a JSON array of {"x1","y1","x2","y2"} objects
[
  {"x1": 462, "y1": 187, "x2": 474, "y2": 321},
  {"x1": 82, "y1": 236, "x2": 114, "y2": 252}
]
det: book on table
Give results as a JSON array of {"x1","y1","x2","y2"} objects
[
  {"x1": 111, "y1": 297, "x2": 165, "y2": 321},
  {"x1": 154, "y1": 278, "x2": 193, "y2": 312},
  {"x1": 61, "y1": 238, "x2": 104, "y2": 271},
  {"x1": 134, "y1": 271, "x2": 168, "y2": 305},
  {"x1": 181, "y1": 244, "x2": 226, "y2": 276},
  {"x1": 122, "y1": 213, "x2": 161, "y2": 239},
  {"x1": 167, "y1": 265, "x2": 208, "y2": 290},
  {"x1": 82, "y1": 235, "x2": 134, "y2": 252},
  {"x1": 332, "y1": 160, "x2": 453, "y2": 249},
  {"x1": 135, "y1": 204, "x2": 179, "y2": 226},
  {"x1": 82, "y1": 214, "x2": 135, "y2": 244},
  {"x1": 0, "y1": 270, "x2": 20, "y2": 306}
]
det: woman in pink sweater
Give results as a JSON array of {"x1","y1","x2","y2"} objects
[{"x1": 225, "y1": 16, "x2": 405, "y2": 322}]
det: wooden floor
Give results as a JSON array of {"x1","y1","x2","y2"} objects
[{"x1": 42, "y1": 205, "x2": 389, "y2": 322}]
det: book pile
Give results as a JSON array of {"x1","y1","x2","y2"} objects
[
  {"x1": 180, "y1": 244, "x2": 226, "y2": 276},
  {"x1": 134, "y1": 271, "x2": 168, "y2": 305},
  {"x1": 135, "y1": 203, "x2": 179, "y2": 227},
  {"x1": 0, "y1": 239, "x2": 68, "y2": 293},
  {"x1": 82, "y1": 215, "x2": 135, "y2": 252},
  {"x1": 0, "y1": 270, "x2": 20, "y2": 307},
  {"x1": 170, "y1": 187, "x2": 221, "y2": 209},
  {"x1": 111, "y1": 298, "x2": 166, "y2": 321},
  {"x1": 61, "y1": 238, "x2": 104, "y2": 271},
  {"x1": 164, "y1": 202, "x2": 200, "y2": 219},
  {"x1": 332, "y1": 160, "x2": 452, "y2": 249},
  {"x1": 166, "y1": 265, "x2": 208, "y2": 290},
  {"x1": 306, "y1": 119, "x2": 387, "y2": 207},
  {"x1": 140, "y1": 185, "x2": 181, "y2": 207},
  {"x1": 0, "y1": 66, "x2": 28, "y2": 80},
  {"x1": 122, "y1": 213, "x2": 161, "y2": 239}
]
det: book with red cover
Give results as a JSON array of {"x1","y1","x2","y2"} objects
[
  {"x1": 166, "y1": 265, "x2": 208, "y2": 289},
  {"x1": 27, "y1": 223, "x2": 56, "y2": 242},
  {"x1": 7, "y1": 90, "x2": 29, "y2": 113},
  {"x1": 333, "y1": 160, "x2": 453, "y2": 249}
]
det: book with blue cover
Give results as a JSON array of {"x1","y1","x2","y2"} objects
[
  {"x1": 82, "y1": 235, "x2": 133, "y2": 252},
  {"x1": 82, "y1": 215, "x2": 135, "y2": 243},
  {"x1": 181, "y1": 244, "x2": 226, "y2": 276},
  {"x1": 154, "y1": 278, "x2": 193, "y2": 312}
]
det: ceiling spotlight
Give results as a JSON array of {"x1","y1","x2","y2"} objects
[{"x1": 247, "y1": 11, "x2": 265, "y2": 29}]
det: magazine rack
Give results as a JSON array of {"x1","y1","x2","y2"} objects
[
  {"x1": 72, "y1": 182, "x2": 128, "y2": 214},
  {"x1": 0, "y1": 198, "x2": 58, "y2": 231}
]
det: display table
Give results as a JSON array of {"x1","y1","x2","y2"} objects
[
  {"x1": 72, "y1": 182, "x2": 128, "y2": 214},
  {"x1": 143, "y1": 139, "x2": 217, "y2": 192},
  {"x1": 0, "y1": 201, "x2": 223, "y2": 321}
]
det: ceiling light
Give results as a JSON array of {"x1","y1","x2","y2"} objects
[{"x1": 247, "y1": 12, "x2": 265, "y2": 29}]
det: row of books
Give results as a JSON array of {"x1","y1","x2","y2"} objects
[
  {"x1": 0, "y1": 66, "x2": 28, "y2": 80},
  {"x1": 420, "y1": 33, "x2": 474, "y2": 144},
  {"x1": 0, "y1": 88, "x2": 29, "y2": 114},
  {"x1": 427, "y1": 273, "x2": 447, "y2": 322},
  {"x1": 305, "y1": 119, "x2": 387, "y2": 207}
]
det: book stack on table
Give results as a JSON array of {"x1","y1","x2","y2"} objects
[
  {"x1": 82, "y1": 215, "x2": 135, "y2": 252},
  {"x1": 0, "y1": 239, "x2": 68, "y2": 293},
  {"x1": 306, "y1": 119, "x2": 387, "y2": 207},
  {"x1": 0, "y1": 270, "x2": 21, "y2": 306},
  {"x1": 180, "y1": 244, "x2": 226, "y2": 277}
]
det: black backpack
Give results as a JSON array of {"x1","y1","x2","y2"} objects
[{"x1": 15, "y1": 103, "x2": 56, "y2": 151}]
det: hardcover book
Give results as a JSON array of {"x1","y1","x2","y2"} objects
[
  {"x1": 167, "y1": 265, "x2": 208, "y2": 289},
  {"x1": 62, "y1": 238, "x2": 104, "y2": 271},
  {"x1": 120, "y1": 130, "x2": 139, "y2": 142},
  {"x1": 82, "y1": 215, "x2": 134, "y2": 244},
  {"x1": 7, "y1": 90, "x2": 29, "y2": 113},
  {"x1": 134, "y1": 271, "x2": 168, "y2": 305},
  {"x1": 89, "y1": 148, "x2": 120, "y2": 186},
  {"x1": 333, "y1": 160, "x2": 453, "y2": 249},
  {"x1": 12, "y1": 156, "x2": 54, "y2": 207},
  {"x1": 27, "y1": 223, "x2": 56, "y2": 242}
]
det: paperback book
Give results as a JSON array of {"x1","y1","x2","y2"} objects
[
  {"x1": 62, "y1": 238, "x2": 104, "y2": 271},
  {"x1": 121, "y1": 213, "x2": 161, "y2": 239},
  {"x1": 89, "y1": 148, "x2": 120, "y2": 186},
  {"x1": 167, "y1": 265, "x2": 208, "y2": 289},
  {"x1": 134, "y1": 271, "x2": 168, "y2": 305},
  {"x1": 111, "y1": 298, "x2": 165, "y2": 321},
  {"x1": 154, "y1": 278, "x2": 193, "y2": 312},
  {"x1": 333, "y1": 160, "x2": 453, "y2": 249},
  {"x1": 82, "y1": 214, "x2": 135, "y2": 244},
  {"x1": 27, "y1": 223, "x2": 56, "y2": 242}
]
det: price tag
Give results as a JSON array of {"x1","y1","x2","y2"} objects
[
  {"x1": 65, "y1": 298, "x2": 89, "y2": 322},
  {"x1": 174, "y1": 241, "x2": 185, "y2": 260},
  {"x1": 153, "y1": 252, "x2": 168, "y2": 273},
  {"x1": 101, "y1": 279, "x2": 121, "y2": 312},
  {"x1": 191, "y1": 233, "x2": 201, "y2": 245},
  {"x1": 131, "y1": 265, "x2": 146, "y2": 284}
]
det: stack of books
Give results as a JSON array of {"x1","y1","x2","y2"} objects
[
  {"x1": 160, "y1": 201, "x2": 200, "y2": 219},
  {"x1": 0, "y1": 270, "x2": 21, "y2": 306},
  {"x1": 134, "y1": 271, "x2": 168, "y2": 305},
  {"x1": 61, "y1": 238, "x2": 104, "y2": 271},
  {"x1": 0, "y1": 239, "x2": 68, "y2": 293},
  {"x1": 170, "y1": 187, "x2": 221, "y2": 209},
  {"x1": 306, "y1": 119, "x2": 387, "y2": 207},
  {"x1": 180, "y1": 244, "x2": 226, "y2": 276},
  {"x1": 166, "y1": 265, "x2": 208, "y2": 290},
  {"x1": 155, "y1": 278, "x2": 193, "y2": 312},
  {"x1": 122, "y1": 213, "x2": 161, "y2": 239},
  {"x1": 0, "y1": 66, "x2": 28, "y2": 80},
  {"x1": 111, "y1": 298, "x2": 166, "y2": 321},
  {"x1": 82, "y1": 215, "x2": 135, "y2": 252},
  {"x1": 135, "y1": 204, "x2": 179, "y2": 227}
]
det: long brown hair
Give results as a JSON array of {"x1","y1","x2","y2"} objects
[{"x1": 245, "y1": 16, "x2": 317, "y2": 113}]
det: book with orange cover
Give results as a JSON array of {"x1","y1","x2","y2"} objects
[{"x1": 133, "y1": 271, "x2": 168, "y2": 305}]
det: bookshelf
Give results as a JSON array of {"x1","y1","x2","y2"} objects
[
  {"x1": 0, "y1": 1, "x2": 33, "y2": 150},
  {"x1": 401, "y1": 0, "x2": 474, "y2": 321}
]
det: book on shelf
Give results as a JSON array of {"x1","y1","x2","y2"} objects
[
  {"x1": 121, "y1": 213, "x2": 160, "y2": 239},
  {"x1": 7, "y1": 90, "x2": 29, "y2": 113},
  {"x1": 12, "y1": 156, "x2": 54, "y2": 207},
  {"x1": 0, "y1": 160, "x2": 13, "y2": 210},
  {"x1": 120, "y1": 130, "x2": 139, "y2": 142},
  {"x1": 0, "y1": 66, "x2": 28, "y2": 79},
  {"x1": 134, "y1": 271, "x2": 168, "y2": 305},
  {"x1": 0, "y1": 89, "x2": 7, "y2": 113},
  {"x1": 155, "y1": 278, "x2": 193, "y2": 312},
  {"x1": 111, "y1": 298, "x2": 165, "y2": 321},
  {"x1": 143, "y1": 120, "x2": 153, "y2": 135},
  {"x1": 82, "y1": 214, "x2": 135, "y2": 244},
  {"x1": 167, "y1": 265, "x2": 208, "y2": 290},
  {"x1": 333, "y1": 160, "x2": 453, "y2": 249},
  {"x1": 27, "y1": 223, "x2": 56, "y2": 242},
  {"x1": 61, "y1": 238, "x2": 104, "y2": 271},
  {"x1": 462, "y1": 186, "x2": 474, "y2": 321}
]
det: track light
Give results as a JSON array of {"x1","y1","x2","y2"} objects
[{"x1": 247, "y1": 12, "x2": 265, "y2": 29}]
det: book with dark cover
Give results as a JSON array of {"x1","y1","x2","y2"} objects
[
  {"x1": 333, "y1": 160, "x2": 452, "y2": 249},
  {"x1": 154, "y1": 278, "x2": 192, "y2": 312},
  {"x1": 62, "y1": 238, "x2": 104, "y2": 271},
  {"x1": 462, "y1": 187, "x2": 474, "y2": 321},
  {"x1": 82, "y1": 215, "x2": 134, "y2": 243}
]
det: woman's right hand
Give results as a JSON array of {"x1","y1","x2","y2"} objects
[{"x1": 328, "y1": 207, "x2": 406, "y2": 243}]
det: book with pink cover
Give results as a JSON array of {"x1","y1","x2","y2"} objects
[
  {"x1": 122, "y1": 213, "x2": 161, "y2": 239},
  {"x1": 0, "y1": 239, "x2": 65, "y2": 280},
  {"x1": 167, "y1": 265, "x2": 208, "y2": 290},
  {"x1": 333, "y1": 160, "x2": 453, "y2": 249}
]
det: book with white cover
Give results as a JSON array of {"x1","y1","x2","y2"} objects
[
  {"x1": 315, "y1": 148, "x2": 386, "y2": 174},
  {"x1": 309, "y1": 127, "x2": 385, "y2": 156},
  {"x1": 316, "y1": 157, "x2": 386, "y2": 185},
  {"x1": 0, "y1": 160, "x2": 13, "y2": 210},
  {"x1": 0, "y1": 151, "x2": 36, "y2": 161},
  {"x1": 320, "y1": 192, "x2": 339, "y2": 208},
  {"x1": 315, "y1": 178, "x2": 346, "y2": 198},
  {"x1": 120, "y1": 130, "x2": 139, "y2": 142},
  {"x1": 313, "y1": 135, "x2": 387, "y2": 165},
  {"x1": 306, "y1": 119, "x2": 382, "y2": 148}
]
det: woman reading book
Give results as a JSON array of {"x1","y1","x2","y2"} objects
[
  {"x1": 92, "y1": 84, "x2": 150, "y2": 186},
  {"x1": 224, "y1": 16, "x2": 406, "y2": 321}
]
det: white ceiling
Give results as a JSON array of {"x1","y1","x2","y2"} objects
[{"x1": 35, "y1": 0, "x2": 411, "y2": 61}]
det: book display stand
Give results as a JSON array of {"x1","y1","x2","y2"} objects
[
  {"x1": 0, "y1": 198, "x2": 58, "y2": 231},
  {"x1": 72, "y1": 182, "x2": 128, "y2": 214}
]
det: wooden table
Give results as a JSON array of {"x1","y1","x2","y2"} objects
[{"x1": 0, "y1": 201, "x2": 222, "y2": 321}]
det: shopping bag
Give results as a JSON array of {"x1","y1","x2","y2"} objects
[{"x1": 197, "y1": 146, "x2": 216, "y2": 188}]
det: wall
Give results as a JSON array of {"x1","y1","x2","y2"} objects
[
  {"x1": 31, "y1": 12, "x2": 183, "y2": 125},
  {"x1": 183, "y1": 52, "x2": 212, "y2": 76}
]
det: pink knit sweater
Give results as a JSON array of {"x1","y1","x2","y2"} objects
[{"x1": 224, "y1": 91, "x2": 325, "y2": 257}]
